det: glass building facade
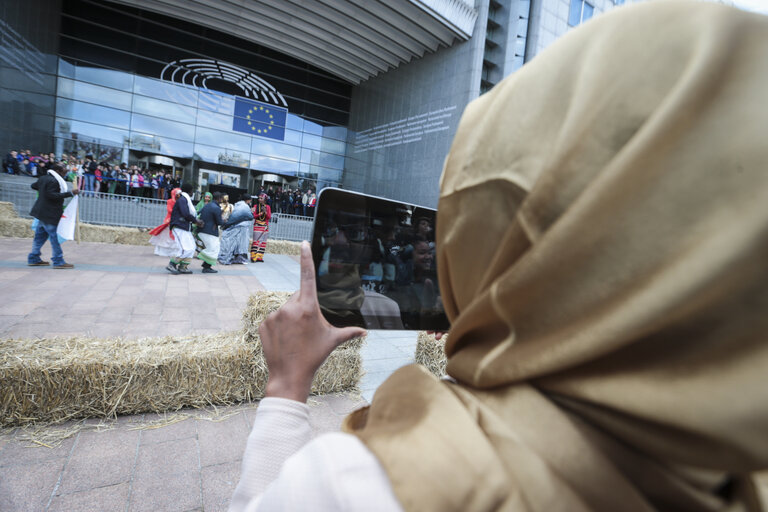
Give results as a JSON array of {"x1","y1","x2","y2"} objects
[{"x1": 3, "y1": 0, "x2": 353, "y2": 193}]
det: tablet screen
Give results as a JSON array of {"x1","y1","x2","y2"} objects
[{"x1": 311, "y1": 188, "x2": 450, "y2": 331}]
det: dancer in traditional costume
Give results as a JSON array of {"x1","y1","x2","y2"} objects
[
  {"x1": 195, "y1": 191, "x2": 212, "y2": 213},
  {"x1": 197, "y1": 191, "x2": 223, "y2": 273},
  {"x1": 165, "y1": 183, "x2": 202, "y2": 274},
  {"x1": 218, "y1": 194, "x2": 253, "y2": 265},
  {"x1": 148, "y1": 187, "x2": 181, "y2": 264},
  {"x1": 220, "y1": 194, "x2": 234, "y2": 223},
  {"x1": 250, "y1": 193, "x2": 272, "y2": 262}
]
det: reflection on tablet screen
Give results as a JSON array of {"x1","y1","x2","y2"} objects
[{"x1": 311, "y1": 188, "x2": 450, "y2": 331}]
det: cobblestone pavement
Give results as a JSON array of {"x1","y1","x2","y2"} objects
[{"x1": 0, "y1": 237, "x2": 419, "y2": 511}]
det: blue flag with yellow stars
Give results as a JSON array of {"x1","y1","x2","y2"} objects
[{"x1": 233, "y1": 97, "x2": 287, "y2": 141}]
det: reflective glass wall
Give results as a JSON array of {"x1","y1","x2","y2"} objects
[
  {"x1": 53, "y1": 0, "x2": 352, "y2": 190},
  {"x1": 0, "y1": 0, "x2": 61, "y2": 153}
]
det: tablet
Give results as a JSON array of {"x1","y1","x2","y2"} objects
[{"x1": 311, "y1": 188, "x2": 450, "y2": 331}]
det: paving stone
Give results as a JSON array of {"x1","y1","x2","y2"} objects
[
  {"x1": 161, "y1": 308, "x2": 192, "y2": 321},
  {"x1": 319, "y1": 393, "x2": 370, "y2": 416},
  {"x1": 0, "y1": 459, "x2": 64, "y2": 512},
  {"x1": 135, "y1": 437, "x2": 198, "y2": 476},
  {"x1": 123, "y1": 327, "x2": 160, "y2": 339},
  {"x1": 68, "y1": 427, "x2": 139, "y2": 461},
  {"x1": 190, "y1": 314, "x2": 222, "y2": 330},
  {"x1": 93, "y1": 309, "x2": 129, "y2": 322},
  {"x1": 0, "y1": 434, "x2": 76, "y2": 467},
  {"x1": 127, "y1": 469, "x2": 202, "y2": 512},
  {"x1": 156, "y1": 321, "x2": 193, "y2": 337},
  {"x1": 197, "y1": 415, "x2": 249, "y2": 467},
  {"x1": 49, "y1": 482, "x2": 130, "y2": 512},
  {"x1": 139, "y1": 417, "x2": 198, "y2": 445},
  {"x1": 3, "y1": 302, "x2": 40, "y2": 315},
  {"x1": 308, "y1": 399, "x2": 345, "y2": 436},
  {"x1": 57, "y1": 447, "x2": 135, "y2": 495},
  {"x1": 71, "y1": 300, "x2": 107, "y2": 312},
  {"x1": 201, "y1": 461, "x2": 241, "y2": 512},
  {"x1": 0, "y1": 315, "x2": 23, "y2": 331}
]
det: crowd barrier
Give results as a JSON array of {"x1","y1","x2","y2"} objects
[{"x1": 0, "y1": 176, "x2": 314, "y2": 240}]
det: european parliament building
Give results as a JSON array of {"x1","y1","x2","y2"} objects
[{"x1": 0, "y1": 0, "x2": 732, "y2": 206}]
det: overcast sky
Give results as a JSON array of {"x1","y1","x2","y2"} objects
[{"x1": 732, "y1": 0, "x2": 768, "y2": 15}]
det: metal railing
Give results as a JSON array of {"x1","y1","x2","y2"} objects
[
  {"x1": 0, "y1": 179, "x2": 166, "y2": 228},
  {"x1": 270, "y1": 213, "x2": 314, "y2": 242},
  {"x1": 0, "y1": 176, "x2": 314, "y2": 240}
]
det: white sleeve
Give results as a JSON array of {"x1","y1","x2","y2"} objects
[{"x1": 229, "y1": 398, "x2": 403, "y2": 512}]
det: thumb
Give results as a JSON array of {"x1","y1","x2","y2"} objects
[{"x1": 332, "y1": 327, "x2": 366, "y2": 346}]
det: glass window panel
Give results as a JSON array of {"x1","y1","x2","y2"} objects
[
  {"x1": 568, "y1": 0, "x2": 583, "y2": 26},
  {"x1": 301, "y1": 148, "x2": 327, "y2": 165},
  {"x1": 319, "y1": 136, "x2": 346, "y2": 156},
  {"x1": 56, "y1": 98, "x2": 130, "y2": 129},
  {"x1": 322, "y1": 125, "x2": 348, "y2": 143},
  {"x1": 193, "y1": 143, "x2": 249, "y2": 167},
  {"x1": 58, "y1": 58, "x2": 75, "y2": 79},
  {"x1": 251, "y1": 138, "x2": 301, "y2": 162},
  {"x1": 318, "y1": 152, "x2": 345, "y2": 170},
  {"x1": 198, "y1": 90, "x2": 235, "y2": 114},
  {"x1": 250, "y1": 155, "x2": 299, "y2": 176},
  {"x1": 582, "y1": 2, "x2": 594, "y2": 21},
  {"x1": 283, "y1": 128, "x2": 302, "y2": 147},
  {"x1": 302, "y1": 119, "x2": 323, "y2": 135},
  {"x1": 57, "y1": 78, "x2": 133, "y2": 111},
  {"x1": 133, "y1": 76, "x2": 198, "y2": 107},
  {"x1": 61, "y1": 119, "x2": 128, "y2": 147},
  {"x1": 129, "y1": 132, "x2": 193, "y2": 158},
  {"x1": 0, "y1": 65, "x2": 51, "y2": 92},
  {"x1": 75, "y1": 65, "x2": 133, "y2": 92},
  {"x1": 196, "y1": 109, "x2": 233, "y2": 131},
  {"x1": 131, "y1": 113, "x2": 196, "y2": 142},
  {"x1": 301, "y1": 133, "x2": 323, "y2": 151},
  {"x1": 195, "y1": 126, "x2": 251, "y2": 153},
  {"x1": 286, "y1": 114, "x2": 303, "y2": 130},
  {"x1": 133, "y1": 95, "x2": 196, "y2": 124},
  {"x1": 316, "y1": 167, "x2": 342, "y2": 183}
]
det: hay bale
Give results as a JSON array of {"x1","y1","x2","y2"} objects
[
  {"x1": 0, "y1": 201, "x2": 19, "y2": 218},
  {"x1": 0, "y1": 291, "x2": 365, "y2": 427},
  {"x1": 78, "y1": 223, "x2": 151, "y2": 246},
  {"x1": 241, "y1": 291, "x2": 364, "y2": 351},
  {"x1": 0, "y1": 332, "x2": 261, "y2": 427},
  {"x1": 414, "y1": 331, "x2": 448, "y2": 377},
  {"x1": 241, "y1": 291, "x2": 295, "y2": 341},
  {"x1": 0, "y1": 217, "x2": 33, "y2": 238},
  {"x1": 267, "y1": 239, "x2": 302, "y2": 256}
]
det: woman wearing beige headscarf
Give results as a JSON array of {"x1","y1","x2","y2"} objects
[{"x1": 230, "y1": 2, "x2": 768, "y2": 511}]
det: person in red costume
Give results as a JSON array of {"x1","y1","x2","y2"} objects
[
  {"x1": 250, "y1": 193, "x2": 272, "y2": 262},
  {"x1": 149, "y1": 187, "x2": 182, "y2": 268}
]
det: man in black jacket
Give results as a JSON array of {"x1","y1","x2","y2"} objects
[
  {"x1": 28, "y1": 164, "x2": 80, "y2": 268},
  {"x1": 197, "y1": 191, "x2": 224, "y2": 273}
]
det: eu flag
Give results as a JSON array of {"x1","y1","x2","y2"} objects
[{"x1": 233, "y1": 97, "x2": 287, "y2": 141}]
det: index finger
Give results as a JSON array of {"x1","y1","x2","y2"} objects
[{"x1": 299, "y1": 240, "x2": 318, "y2": 303}]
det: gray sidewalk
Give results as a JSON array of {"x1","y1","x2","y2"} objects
[{"x1": 0, "y1": 237, "x2": 419, "y2": 511}]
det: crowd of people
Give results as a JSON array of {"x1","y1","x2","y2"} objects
[
  {"x1": 4, "y1": 149, "x2": 181, "y2": 199},
  {"x1": 255, "y1": 185, "x2": 316, "y2": 217},
  {"x1": 5, "y1": 148, "x2": 324, "y2": 212}
]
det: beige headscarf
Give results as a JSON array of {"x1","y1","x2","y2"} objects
[{"x1": 344, "y1": 2, "x2": 768, "y2": 510}]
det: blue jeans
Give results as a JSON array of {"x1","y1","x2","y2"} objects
[
  {"x1": 28, "y1": 222, "x2": 65, "y2": 265},
  {"x1": 84, "y1": 174, "x2": 96, "y2": 195}
]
